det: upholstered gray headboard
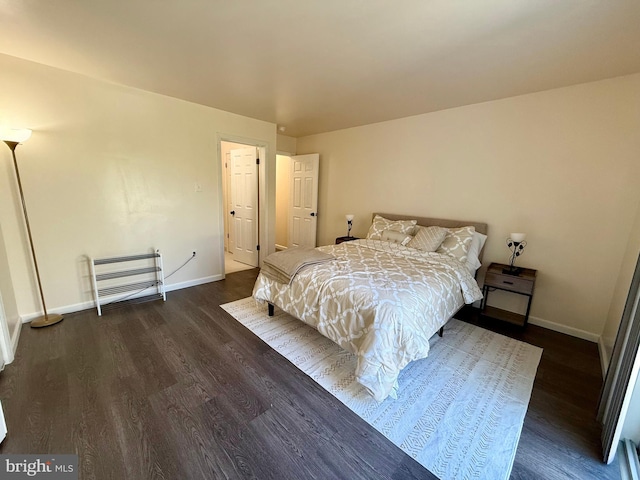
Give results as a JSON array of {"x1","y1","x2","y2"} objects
[{"x1": 372, "y1": 213, "x2": 488, "y2": 262}]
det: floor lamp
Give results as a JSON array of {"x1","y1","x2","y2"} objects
[{"x1": 1, "y1": 128, "x2": 63, "y2": 328}]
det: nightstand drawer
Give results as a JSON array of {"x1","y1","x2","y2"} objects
[{"x1": 485, "y1": 272, "x2": 534, "y2": 295}]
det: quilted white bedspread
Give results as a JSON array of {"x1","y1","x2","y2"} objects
[{"x1": 252, "y1": 239, "x2": 483, "y2": 401}]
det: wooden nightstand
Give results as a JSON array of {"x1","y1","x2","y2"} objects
[
  {"x1": 335, "y1": 236, "x2": 359, "y2": 244},
  {"x1": 480, "y1": 262, "x2": 537, "y2": 327}
]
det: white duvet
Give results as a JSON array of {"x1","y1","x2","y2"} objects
[{"x1": 252, "y1": 239, "x2": 483, "y2": 401}]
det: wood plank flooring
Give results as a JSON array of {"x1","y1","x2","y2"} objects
[{"x1": 0, "y1": 269, "x2": 620, "y2": 479}]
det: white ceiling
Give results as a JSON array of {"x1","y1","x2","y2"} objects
[{"x1": 1, "y1": 1, "x2": 639, "y2": 137}]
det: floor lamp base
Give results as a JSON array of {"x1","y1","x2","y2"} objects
[{"x1": 30, "y1": 313, "x2": 64, "y2": 328}]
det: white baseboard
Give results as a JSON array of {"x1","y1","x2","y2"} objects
[
  {"x1": 10, "y1": 319, "x2": 21, "y2": 359},
  {"x1": 598, "y1": 336, "x2": 611, "y2": 379},
  {"x1": 21, "y1": 302, "x2": 91, "y2": 323},
  {"x1": 528, "y1": 315, "x2": 600, "y2": 343},
  {"x1": 165, "y1": 275, "x2": 221, "y2": 292},
  {"x1": 21, "y1": 298, "x2": 102, "y2": 322},
  {"x1": 520, "y1": 315, "x2": 607, "y2": 377},
  {"x1": 20, "y1": 275, "x2": 223, "y2": 324}
]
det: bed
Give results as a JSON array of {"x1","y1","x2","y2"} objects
[{"x1": 252, "y1": 213, "x2": 487, "y2": 401}]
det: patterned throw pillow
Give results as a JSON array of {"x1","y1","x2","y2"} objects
[
  {"x1": 366, "y1": 215, "x2": 417, "y2": 240},
  {"x1": 381, "y1": 229, "x2": 413, "y2": 246},
  {"x1": 407, "y1": 226, "x2": 448, "y2": 252},
  {"x1": 436, "y1": 226, "x2": 476, "y2": 263}
]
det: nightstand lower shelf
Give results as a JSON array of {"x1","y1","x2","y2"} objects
[{"x1": 480, "y1": 305, "x2": 527, "y2": 328}]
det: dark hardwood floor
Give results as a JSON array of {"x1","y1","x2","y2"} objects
[{"x1": 0, "y1": 269, "x2": 620, "y2": 479}]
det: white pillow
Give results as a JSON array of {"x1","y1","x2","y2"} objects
[
  {"x1": 465, "y1": 231, "x2": 487, "y2": 273},
  {"x1": 381, "y1": 229, "x2": 413, "y2": 246}
]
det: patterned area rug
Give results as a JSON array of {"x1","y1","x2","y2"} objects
[{"x1": 221, "y1": 297, "x2": 542, "y2": 480}]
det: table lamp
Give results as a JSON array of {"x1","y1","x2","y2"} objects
[
  {"x1": 503, "y1": 233, "x2": 527, "y2": 275},
  {"x1": 345, "y1": 214, "x2": 354, "y2": 238}
]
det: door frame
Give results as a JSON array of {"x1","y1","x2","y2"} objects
[
  {"x1": 216, "y1": 134, "x2": 271, "y2": 278},
  {"x1": 598, "y1": 251, "x2": 640, "y2": 463}
]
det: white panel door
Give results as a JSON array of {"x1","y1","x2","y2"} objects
[
  {"x1": 288, "y1": 154, "x2": 319, "y2": 248},
  {"x1": 230, "y1": 147, "x2": 259, "y2": 267}
]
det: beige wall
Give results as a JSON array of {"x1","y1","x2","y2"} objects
[
  {"x1": 0, "y1": 53, "x2": 276, "y2": 318},
  {"x1": 276, "y1": 134, "x2": 297, "y2": 155},
  {"x1": 297, "y1": 73, "x2": 640, "y2": 338}
]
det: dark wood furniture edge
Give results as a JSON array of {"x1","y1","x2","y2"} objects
[
  {"x1": 336, "y1": 236, "x2": 360, "y2": 244},
  {"x1": 486, "y1": 262, "x2": 537, "y2": 279}
]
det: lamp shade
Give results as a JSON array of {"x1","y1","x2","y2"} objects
[
  {"x1": 0, "y1": 128, "x2": 32, "y2": 143},
  {"x1": 345, "y1": 214, "x2": 354, "y2": 221},
  {"x1": 510, "y1": 233, "x2": 526, "y2": 243}
]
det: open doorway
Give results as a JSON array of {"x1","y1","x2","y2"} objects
[
  {"x1": 275, "y1": 153, "x2": 291, "y2": 251},
  {"x1": 220, "y1": 140, "x2": 263, "y2": 275}
]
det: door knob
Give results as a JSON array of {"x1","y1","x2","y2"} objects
[
  {"x1": 230, "y1": 210, "x2": 235, "y2": 216},
  {"x1": 310, "y1": 212, "x2": 316, "y2": 217}
]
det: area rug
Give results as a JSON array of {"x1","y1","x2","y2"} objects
[{"x1": 221, "y1": 297, "x2": 542, "y2": 480}]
